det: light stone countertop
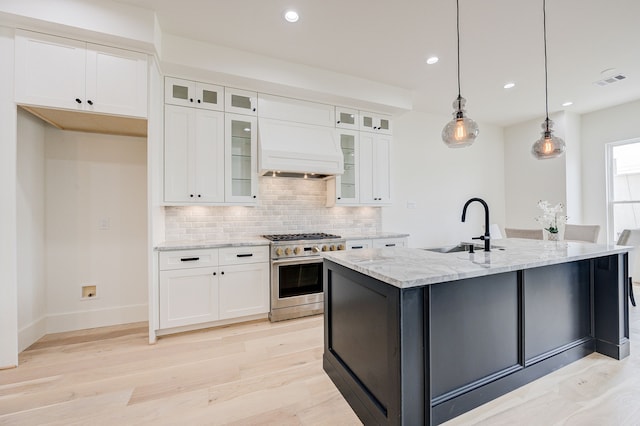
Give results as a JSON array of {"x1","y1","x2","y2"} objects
[
  {"x1": 321, "y1": 238, "x2": 632, "y2": 289},
  {"x1": 342, "y1": 232, "x2": 410, "y2": 240},
  {"x1": 155, "y1": 237, "x2": 269, "y2": 251}
]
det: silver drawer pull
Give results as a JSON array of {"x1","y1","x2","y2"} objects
[
  {"x1": 180, "y1": 257, "x2": 200, "y2": 262},
  {"x1": 236, "y1": 253, "x2": 253, "y2": 258}
]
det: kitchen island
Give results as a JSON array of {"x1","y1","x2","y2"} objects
[{"x1": 321, "y1": 239, "x2": 631, "y2": 425}]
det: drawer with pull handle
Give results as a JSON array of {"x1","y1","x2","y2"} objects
[
  {"x1": 219, "y1": 245, "x2": 269, "y2": 265},
  {"x1": 159, "y1": 248, "x2": 218, "y2": 271}
]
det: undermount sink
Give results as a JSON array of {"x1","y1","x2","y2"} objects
[
  {"x1": 424, "y1": 244, "x2": 473, "y2": 254},
  {"x1": 423, "y1": 243, "x2": 506, "y2": 254}
]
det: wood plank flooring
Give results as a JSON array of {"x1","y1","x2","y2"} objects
[{"x1": 1, "y1": 293, "x2": 640, "y2": 425}]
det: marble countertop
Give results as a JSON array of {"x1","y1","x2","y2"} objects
[
  {"x1": 321, "y1": 238, "x2": 632, "y2": 289},
  {"x1": 155, "y1": 238, "x2": 269, "y2": 251},
  {"x1": 342, "y1": 232, "x2": 410, "y2": 240}
]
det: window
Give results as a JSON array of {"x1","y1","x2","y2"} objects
[{"x1": 606, "y1": 139, "x2": 640, "y2": 243}]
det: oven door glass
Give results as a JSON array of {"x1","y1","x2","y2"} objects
[{"x1": 277, "y1": 260, "x2": 323, "y2": 298}]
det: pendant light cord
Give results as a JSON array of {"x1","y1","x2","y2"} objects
[
  {"x1": 543, "y1": 0, "x2": 550, "y2": 126},
  {"x1": 456, "y1": 0, "x2": 461, "y2": 101}
]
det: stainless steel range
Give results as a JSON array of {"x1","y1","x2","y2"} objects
[{"x1": 263, "y1": 233, "x2": 346, "y2": 322}]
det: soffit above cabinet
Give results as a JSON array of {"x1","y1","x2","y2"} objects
[{"x1": 20, "y1": 106, "x2": 147, "y2": 137}]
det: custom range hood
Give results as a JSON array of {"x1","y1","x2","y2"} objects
[{"x1": 258, "y1": 117, "x2": 344, "y2": 178}]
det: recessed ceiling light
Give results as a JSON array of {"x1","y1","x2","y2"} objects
[
  {"x1": 562, "y1": 101, "x2": 573, "y2": 107},
  {"x1": 426, "y1": 56, "x2": 439, "y2": 65},
  {"x1": 284, "y1": 10, "x2": 299, "y2": 22},
  {"x1": 503, "y1": 82, "x2": 515, "y2": 89}
]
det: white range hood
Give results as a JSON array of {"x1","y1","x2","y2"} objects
[{"x1": 258, "y1": 117, "x2": 344, "y2": 178}]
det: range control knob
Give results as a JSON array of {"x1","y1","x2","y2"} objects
[
  {"x1": 294, "y1": 246, "x2": 303, "y2": 255},
  {"x1": 285, "y1": 247, "x2": 292, "y2": 256},
  {"x1": 322, "y1": 245, "x2": 329, "y2": 252},
  {"x1": 275, "y1": 248, "x2": 283, "y2": 256},
  {"x1": 329, "y1": 245, "x2": 336, "y2": 251},
  {"x1": 338, "y1": 244, "x2": 346, "y2": 250},
  {"x1": 312, "y1": 246, "x2": 320, "y2": 253}
]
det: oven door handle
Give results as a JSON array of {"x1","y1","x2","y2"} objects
[{"x1": 272, "y1": 257, "x2": 323, "y2": 267}]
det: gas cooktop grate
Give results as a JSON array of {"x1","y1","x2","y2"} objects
[{"x1": 262, "y1": 233, "x2": 342, "y2": 242}]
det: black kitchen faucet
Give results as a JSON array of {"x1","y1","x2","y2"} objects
[{"x1": 461, "y1": 197, "x2": 491, "y2": 252}]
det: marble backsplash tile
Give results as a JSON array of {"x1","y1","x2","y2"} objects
[{"x1": 164, "y1": 176, "x2": 381, "y2": 241}]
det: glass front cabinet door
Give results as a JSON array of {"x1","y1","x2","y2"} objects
[
  {"x1": 225, "y1": 88, "x2": 257, "y2": 116},
  {"x1": 165, "y1": 77, "x2": 224, "y2": 111},
  {"x1": 359, "y1": 111, "x2": 393, "y2": 135},
  {"x1": 225, "y1": 114, "x2": 258, "y2": 204},
  {"x1": 335, "y1": 129, "x2": 360, "y2": 204},
  {"x1": 335, "y1": 107, "x2": 359, "y2": 130}
]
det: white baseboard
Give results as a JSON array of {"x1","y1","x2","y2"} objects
[
  {"x1": 18, "y1": 316, "x2": 47, "y2": 352},
  {"x1": 46, "y1": 304, "x2": 148, "y2": 334}
]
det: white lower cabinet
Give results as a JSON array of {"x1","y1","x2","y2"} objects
[
  {"x1": 372, "y1": 237, "x2": 407, "y2": 248},
  {"x1": 159, "y1": 246, "x2": 269, "y2": 331},
  {"x1": 346, "y1": 237, "x2": 407, "y2": 250},
  {"x1": 218, "y1": 262, "x2": 269, "y2": 319},
  {"x1": 159, "y1": 267, "x2": 219, "y2": 329}
]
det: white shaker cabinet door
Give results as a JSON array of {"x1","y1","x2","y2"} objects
[
  {"x1": 360, "y1": 132, "x2": 392, "y2": 205},
  {"x1": 193, "y1": 109, "x2": 225, "y2": 202},
  {"x1": 164, "y1": 106, "x2": 225, "y2": 203},
  {"x1": 15, "y1": 31, "x2": 86, "y2": 111},
  {"x1": 371, "y1": 134, "x2": 392, "y2": 204},
  {"x1": 164, "y1": 105, "x2": 192, "y2": 203},
  {"x1": 85, "y1": 44, "x2": 148, "y2": 117},
  {"x1": 159, "y1": 267, "x2": 219, "y2": 329},
  {"x1": 218, "y1": 262, "x2": 270, "y2": 320}
]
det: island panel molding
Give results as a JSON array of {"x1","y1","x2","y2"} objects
[{"x1": 322, "y1": 239, "x2": 631, "y2": 425}]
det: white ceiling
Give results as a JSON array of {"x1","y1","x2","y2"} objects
[{"x1": 114, "y1": 0, "x2": 640, "y2": 127}]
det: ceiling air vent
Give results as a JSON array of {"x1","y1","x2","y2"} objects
[{"x1": 594, "y1": 74, "x2": 627, "y2": 87}]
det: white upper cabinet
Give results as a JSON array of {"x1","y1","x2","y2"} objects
[
  {"x1": 225, "y1": 113, "x2": 258, "y2": 204},
  {"x1": 164, "y1": 105, "x2": 225, "y2": 203},
  {"x1": 335, "y1": 107, "x2": 359, "y2": 130},
  {"x1": 359, "y1": 111, "x2": 393, "y2": 135},
  {"x1": 165, "y1": 77, "x2": 224, "y2": 111},
  {"x1": 225, "y1": 88, "x2": 257, "y2": 116},
  {"x1": 334, "y1": 129, "x2": 360, "y2": 205},
  {"x1": 15, "y1": 30, "x2": 147, "y2": 118},
  {"x1": 359, "y1": 132, "x2": 392, "y2": 205}
]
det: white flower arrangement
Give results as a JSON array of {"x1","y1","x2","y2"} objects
[{"x1": 535, "y1": 200, "x2": 568, "y2": 234}]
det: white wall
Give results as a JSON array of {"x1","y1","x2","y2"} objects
[
  {"x1": 504, "y1": 113, "x2": 567, "y2": 229},
  {"x1": 382, "y1": 110, "x2": 506, "y2": 248},
  {"x1": 0, "y1": 25, "x2": 18, "y2": 368},
  {"x1": 16, "y1": 109, "x2": 47, "y2": 351},
  {"x1": 0, "y1": 0, "x2": 157, "y2": 52},
  {"x1": 44, "y1": 129, "x2": 148, "y2": 333},
  {"x1": 160, "y1": 34, "x2": 412, "y2": 114},
  {"x1": 581, "y1": 99, "x2": 640, "y2": 243},
  {"x1": 563, "y1": 112, "x2": 583, "y2": 224}
]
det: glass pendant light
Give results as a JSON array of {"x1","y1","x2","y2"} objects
[
  {"x1": 532, "y1": 0, "x2": 565, "y2": 159},
  {"x1": 442, "y1": 0, "x2": 479, "y2": 148}
]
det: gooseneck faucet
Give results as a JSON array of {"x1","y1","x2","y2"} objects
[{"x1": 461, "y1": 197, "x2": 491, "y2": 252}]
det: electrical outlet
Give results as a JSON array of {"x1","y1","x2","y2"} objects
[
  {"x1": 407, "y1": 201, "x2": 417, "y2": 209},
  {"x1": 98, "y1": 218, "x2": 110, "y2": 230}
]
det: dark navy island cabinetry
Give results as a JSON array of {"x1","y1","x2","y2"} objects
[{"x1": 322, "y1": 240, "x2": 630, "y2": 425}]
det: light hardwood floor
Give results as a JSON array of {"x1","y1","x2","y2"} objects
[{"x1": 1, "y1": 293, "x2": 640, "y2": 425}]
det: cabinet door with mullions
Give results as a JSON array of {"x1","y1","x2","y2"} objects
[{"x1": 165, "y1": 77, "x2": 224, "y2": 111}]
